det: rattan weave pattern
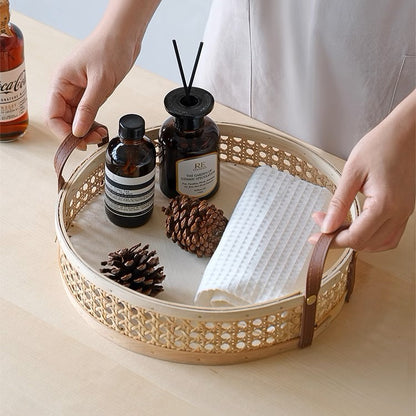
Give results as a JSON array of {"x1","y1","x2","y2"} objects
[
  {"x1": 218, "y1": 135, "x2": 335, "y2": 192},
  {"x1": 60, "y1": 249, "x2": 349, "y2": 355},
  {"x1": 60, "y1": 250, "x2": 302, "y2": 352}
]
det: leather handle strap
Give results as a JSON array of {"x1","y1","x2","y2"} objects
[
  {"x1": 299, "y1": 225, "x2": 356, "y2": 348},
  {"x1": 54, "y1": 122, "x2": 109, "y2": 192},
  {"x1": 345, "y1": 250, "x2": 357, "y2": 303}
]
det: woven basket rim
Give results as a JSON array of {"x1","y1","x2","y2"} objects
[{"x1": 55, "y1": 122, "x2": 359, "y2": 319}]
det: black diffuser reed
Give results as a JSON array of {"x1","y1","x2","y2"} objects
[{"x1": 172, "y1": 39, "x2": 204, "y2": 105}]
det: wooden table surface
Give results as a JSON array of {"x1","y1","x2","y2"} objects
[{"x1": 1, "y1": 12, "x2": 414, "y2": 416}]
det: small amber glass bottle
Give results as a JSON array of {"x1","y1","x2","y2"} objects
[
  {"x1": 0, "y1": 0, "x2": 28, "y2": 141},
  {"x1": 159, "y1": 87, "x2": 219, "y2": 199},
  {"x1": 105, "y1": 114, "x2": 156, "y2": 227}
]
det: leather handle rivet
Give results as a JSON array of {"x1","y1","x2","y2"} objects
[{"x1": 306, "y1": 295, "x2": 317, "y2": 306}]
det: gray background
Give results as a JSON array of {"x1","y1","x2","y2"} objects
[{"x1": 11, "y1": 0, "x2": 212, "y2": 84}]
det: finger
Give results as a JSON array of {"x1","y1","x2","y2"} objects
[
  {"x1": 330, "y1": 199, "x2": 384, "y2": 249},
  {"x1": 333, "y1": 214, "x2": 408, "y2": 252},
  {"x1": 311, "y1": 211, "x2": 325, "y2": 227},
  {"x1": 72, "y1": 78, "x2": 110, "y2": 137},
  {"x1": 49, "y1": 115, "x2": 106, "y2": 151},
  {"x1": 311, "y1": 209, "x2": 409, "y2": 250},
  {"x1": 77, "y1": 139, "x2": 87, "y2": 151},
  {"x1": 46, "y1": 79, "x2": 83, "y2": 139},
  {"x1": 46, "y1": 93, "x2": 73, "y2": 139},
  {"x1": 309, "y1": 212, "x2": 349, "y2": 246},
  {"x1": 75, "y1": 124, "x2": 108, "y2": 151},
  {"x1": 308, "y1": 232, "x2": 321, "y2": 245},
  {"x1": 47, "y1": 116, "x2": 72, "y2": 141},
  {"x1": 87, "y1": 127, "x2": 109, "y2": 144},
  {"x1": 321, "y1": 165, "x2": 363, "y2": 234},
  {"x1": 308, "y1": 212, "x2": 325, "y2": 244},
  {"x1": 81, "y1": 126, "x2": 108, "y2": 145}
]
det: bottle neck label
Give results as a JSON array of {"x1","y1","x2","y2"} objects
[
  {"x1": 0, "y1": 5, "x2": 12, "y2": 36},
  {"x1": 0, "y1": 62, "x2": 27, "y2": 122}
]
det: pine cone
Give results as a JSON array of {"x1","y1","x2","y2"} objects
[
  {"x1": 162, "y1": 195, "x2": 228, "y2": 257},
  {"x1": 100, "y1": 243, "x2": 165, "y2": 296}
]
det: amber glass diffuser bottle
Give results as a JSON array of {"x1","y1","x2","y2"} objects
[
  {"x1": 159, "y1": 40, "x2": 220, "y2": 199},
  {"x1": 105, "y1": 114, "x2": 156, "y2": 227},
  {"x1": 159, "y1": 87, "x2": 219, "y2": 198}
]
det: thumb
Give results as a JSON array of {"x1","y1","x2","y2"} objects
[
  {"x1": 321, "y1": 166, "x2": 363, "y2": 233},
  {"x1": 72, "y1": 80, "x2": 109, "y2": 137}
]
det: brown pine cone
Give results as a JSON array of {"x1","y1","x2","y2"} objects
[
  {"x1": 162, "y1": 195, "x2": 228, "y2": 257},
  {"x1": 100, "y1": 243, "x2": 165, "y2": 296}
]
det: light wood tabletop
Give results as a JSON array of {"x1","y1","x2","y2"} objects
[{"x1": 1, "y1": 12, "x2": 414, "y2": 416}]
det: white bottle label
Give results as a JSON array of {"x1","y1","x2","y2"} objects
[
  {"x1": 0, "y1": 62, "x2": 28, "y2": 122},
  {"x1": 105, "y1": 166, "x2": 155, "y2": 217},
  {"x1": 176, "y1": 153, "x2": 218, "y2": 197}
]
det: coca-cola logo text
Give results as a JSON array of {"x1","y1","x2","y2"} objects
[{"x1": 0, "y1": 70, "x2": 26, "y2": 95}]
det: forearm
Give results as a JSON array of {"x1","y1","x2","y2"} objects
[
  {"x1": 92, "y1": 0, "x2": 161, "y2": 61},
  {"x1": 382, "y1": 89, "x2": 416, "y2": 146}
]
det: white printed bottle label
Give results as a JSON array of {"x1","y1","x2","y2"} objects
[
  {"x1": 0, "y1": 62, "x2": 28, "y2": 122},
  {"x1": 105, "y1": 166, "x2": 155, "y2": 217},
  {"x1": 176, "y1": 153, "x2": 218, "y2": 197}
]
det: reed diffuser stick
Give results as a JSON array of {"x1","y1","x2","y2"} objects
[
  {"x1": 172, "y1": 39, "x2": 188, "y2": 93},
  {"x1": 172, "y1": 39, "x2": 204, "y2": 105},
  {"x1": 187, "y1": 41, "x2": 204, "y2": 97}
]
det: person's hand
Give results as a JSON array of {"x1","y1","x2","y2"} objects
[
  {"x1": 310, "y1": 90, "x2": 416, "y2": 252},
  {"x1": 46, "y1": 0, "x2": 160, "y2": 149},
  {"x1": 46, "y1": 28, "x2": 139, "y2": 149}
]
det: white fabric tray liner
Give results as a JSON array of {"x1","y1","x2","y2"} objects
[{"x1": 69, "y1": 163, "x2": 333, "y2": 307}]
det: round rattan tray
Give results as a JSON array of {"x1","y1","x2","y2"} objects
[{"x1": 55, "y1": 123, "x2": 359, "y2": 364}]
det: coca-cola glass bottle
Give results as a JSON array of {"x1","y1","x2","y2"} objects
[{"x1": 0, "y1": 0, "x2": 28, "y2": 142}]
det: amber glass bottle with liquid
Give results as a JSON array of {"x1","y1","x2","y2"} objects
[
  {"x1": 105, "y1": 114, "x2": 156, "y2": 227},
  {"x1": 0, "y1": 0, "x2": 28, "y2": 141},
  {"x1": 159, "y1": 87, "x2": 220, "y2": 199}
]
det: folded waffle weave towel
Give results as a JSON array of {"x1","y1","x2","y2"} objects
[{"x1": 194, "y1": 166, "x2": 332, "y2": 307}]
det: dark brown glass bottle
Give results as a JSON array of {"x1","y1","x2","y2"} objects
[
  {"x1": 159, "y1": 87, "x2": 220, "y2": 199},
  {"x1": 105, "y1": 114, "x2": 156, "y2": 227},
  {"x1": 0, "y1": 0, "x2": 28, "y2": 141}
]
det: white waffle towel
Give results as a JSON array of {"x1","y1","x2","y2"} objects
[{"x1": 194, "y1": 166, "x2": 332, "y2": 307}]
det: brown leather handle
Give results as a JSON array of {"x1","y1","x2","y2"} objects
[
  {"x1": 54, "y1": 122, "x2": 109, "y2": 192},
  {"x1": 299, "y1": 226, "x2": 357, "y2": 348}
]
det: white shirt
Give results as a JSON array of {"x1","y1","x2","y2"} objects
[{"x1": 195, "y1": 0, "x2": 416, "y2": 159}]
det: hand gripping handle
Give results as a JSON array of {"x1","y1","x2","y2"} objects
[{"x1": 54, "y1": 122, "x2": 109, "y2": 192}]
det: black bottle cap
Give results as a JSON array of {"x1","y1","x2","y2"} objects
[
  {"x1": 164, "y1": 87, "x2": 214, "y2": 131},
  {"x1": 118, "y1": 114, "x2": 145, "y2": 139}
]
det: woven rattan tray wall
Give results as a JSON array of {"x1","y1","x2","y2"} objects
[{"x1": 55, "y1": 123, "x2": 359, "y2": 365}]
